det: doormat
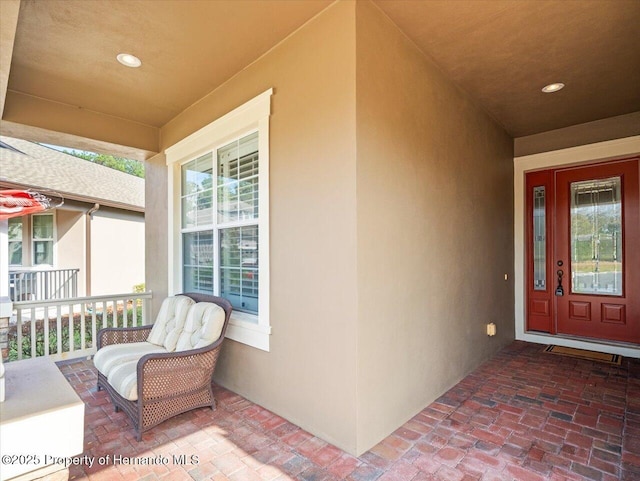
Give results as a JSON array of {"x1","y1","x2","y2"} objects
[{"x1": 544, "y1": 345, "x2": 622, "y2": 365}]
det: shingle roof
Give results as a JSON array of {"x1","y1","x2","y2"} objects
[{"x1": 0, "y1": 136, "x2": 144, "y2": 211}]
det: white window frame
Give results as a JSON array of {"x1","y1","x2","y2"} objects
[
  {"x1": 8, "y1": 217, "x2": 23, "y2": 266},
  {"x1": 166, "y1": 89, "x2": 272, "y2": 351},
  {"x1": 31, "y1": 212, "x2": 55, "y2": 267}
]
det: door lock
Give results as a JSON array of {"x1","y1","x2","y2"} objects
[{"x1": 555, "y1": 269, "x2": 564, "y2": 296}]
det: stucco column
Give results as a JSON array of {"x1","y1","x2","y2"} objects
[{"x1": 0, "y1": 219, "x2": 12, "y2": 398}]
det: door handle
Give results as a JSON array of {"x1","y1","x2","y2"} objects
[{"x1": 555, "y1": 269, "x2": 564, "y2": 296}]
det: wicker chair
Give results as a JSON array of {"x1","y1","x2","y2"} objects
[{"x1": 95, "y1": 293, "x2": 232, "y2": 440}]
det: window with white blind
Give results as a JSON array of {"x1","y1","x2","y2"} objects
[
  {"x1": 32, "y1": 213, "x2": 54, "y2": 266},
  {"x1": 167, "y1": 89, "x2": 272, "y2": 351},
  {"x1": 180, "y1": 132, "x2": 260, "y2": 315}
]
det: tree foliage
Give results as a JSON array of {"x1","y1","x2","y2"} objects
[{"x1": 63, "y1": 150, "x2": 145, "y2": 178}]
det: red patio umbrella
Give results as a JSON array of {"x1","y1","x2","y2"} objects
[{"x1": 0, "y1": 189, "x2": 62, "y2": 220}]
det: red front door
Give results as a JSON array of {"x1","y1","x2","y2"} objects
[{"x1": 526, "y1": 158, "x2": 640, "y2": 344}]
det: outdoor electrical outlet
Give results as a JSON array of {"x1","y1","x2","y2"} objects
[{"x1": 487, "y1": 323, "x2": 497, "y2": 336}]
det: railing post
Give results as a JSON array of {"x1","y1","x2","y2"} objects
[
  {"x1": 44, "y1": 306, "x2": 50, "y2": 357},
  {"x1": 9, "y1": 272, "x2": 15, "y2": 302},
  {"x1": 56, "y1": 306, "x2": 62, "y2": 356},
  {"x1": 142, "y1": 296, "x2": 150, "y2": 326},
  {"x1": 68, "y1": 302, "x2": 74, "y2": 354},
  {"x1": 30, "y1": 307, "x2": 36, "y2": 359},
  {"x1": 91, "y1": 302, "x2": 97, "y2": 350},
  {"x1": 0, "y1": 316, "x2": 8, "y2": 361},
  {"x1": 80, "y1": 302, "x2": 86, "y2": 352},
  {"x1": 16, "y1": 311, "x2": 22, "y2": 360}
]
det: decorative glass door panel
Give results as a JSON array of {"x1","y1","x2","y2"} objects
[
  {"x1": 525, "y1": 170, "x2": 554, "y2": 333},
  {"x1": 533, "y1": 186, "x2": 547, "y2": 291},
  {"x1": 554, "y1": 159, "x2": 639, "y2": 344},
  {"x1": 570, "y1": 177, "x2": 622, "y2": 296},
  {"x1": 526, "y1": 158, "x2": 639, "y2": 345}
]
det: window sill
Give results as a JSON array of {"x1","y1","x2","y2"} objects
[{"x1": 226, "y1": 311, "x2": 271, "y2": 351}]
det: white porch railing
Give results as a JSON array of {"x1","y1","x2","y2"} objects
[
  {"x1": 9, "y1": 268, "x2": 79, "y2": 302},
  {"x1": 8, "y1": 291, "x2": 153, "y2": 362}
]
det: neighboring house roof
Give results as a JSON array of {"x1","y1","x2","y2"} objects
[{"x1": 0, "y1": 136, "x2": 144, "y2": 211}]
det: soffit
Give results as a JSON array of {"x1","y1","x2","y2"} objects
[
  {"x1": 373, "y1": 0, "x2": 640, "y2": 137},
  {"x1": 8, "y1": 0, "x2": 332, "y2": 129},
  {"x1": 4, "y1": 0, "x2": 639, "y2": 148}
]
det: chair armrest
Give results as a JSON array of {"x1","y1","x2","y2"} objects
[
  {"x1": 137, "y1": 344, "x2": 222, "y2": 401},
  {"x1": 97, "y1": 325, "x2": 153, "y2": 349}
]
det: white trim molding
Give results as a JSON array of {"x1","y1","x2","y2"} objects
[
  {"x1": 514, "y1": 136, "x2": 640, "y2": 359},
  {"x1": 166, "y1": 88, "x2": 273, "y2": 351},
  {"x1": 165, "y1": 89, "x2": 273, "y2": 164},
  {"x1": 227, "y1": 312, "x2": 272, "y2": 352}
]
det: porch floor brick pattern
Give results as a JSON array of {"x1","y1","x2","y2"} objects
[{"x1": 55, "y1": 341, "x2": 640, "y2": 481}]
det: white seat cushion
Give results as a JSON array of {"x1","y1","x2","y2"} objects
[
  {"x1": 107, "y1": 360, "x2": 139, "y2": 401},
  {"x1": 94, "y1": 341, "x2": 168, "y2": 377},
  {"x1": 175, "y1": 302, "x2": 225, "y2": 351},
  {"x1": 147, "y1": 295, "x2": 195, "y2": 351}
]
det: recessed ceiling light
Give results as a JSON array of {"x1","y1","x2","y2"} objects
[
  {"x1": 116, "y1": 53, "x2": 142, "y2": 68},
  {"x1": 541, "y1": 82, "x2": 565, "y2": 93}
]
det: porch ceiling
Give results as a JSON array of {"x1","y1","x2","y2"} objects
[
  {"x1": 1, "y1": 0, "x2": 639, "y2": 157},
  {"x1": 373, "y1": 0, "x2": 640, "y2": 138}
]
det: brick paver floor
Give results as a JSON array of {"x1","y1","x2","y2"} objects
[{"x1": 57, "y1": 341, "x2": 639, "y2": 481}]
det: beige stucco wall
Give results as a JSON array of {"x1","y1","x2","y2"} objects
[
  {"x1": 55, "y1": 209, "x2": 86, "y2": 297},
  {"x1": 145, "y1": 152, "x2": 169, "y2": 316},
  {"x1": 13, "y1": 204, "x2": 143, "y2": 299},
  {"x1": 147, "y1": 0, "x2": 516, "y2": 455},
  {"x1": 157, "y1": 1, "x2": 360, "y2": 452},
  {"x1": 354, "y1": 1, "x2": 515, "y2": 453},
  {"x1": 89, "y1": 208, "x2": 144, "y2": 295}
]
